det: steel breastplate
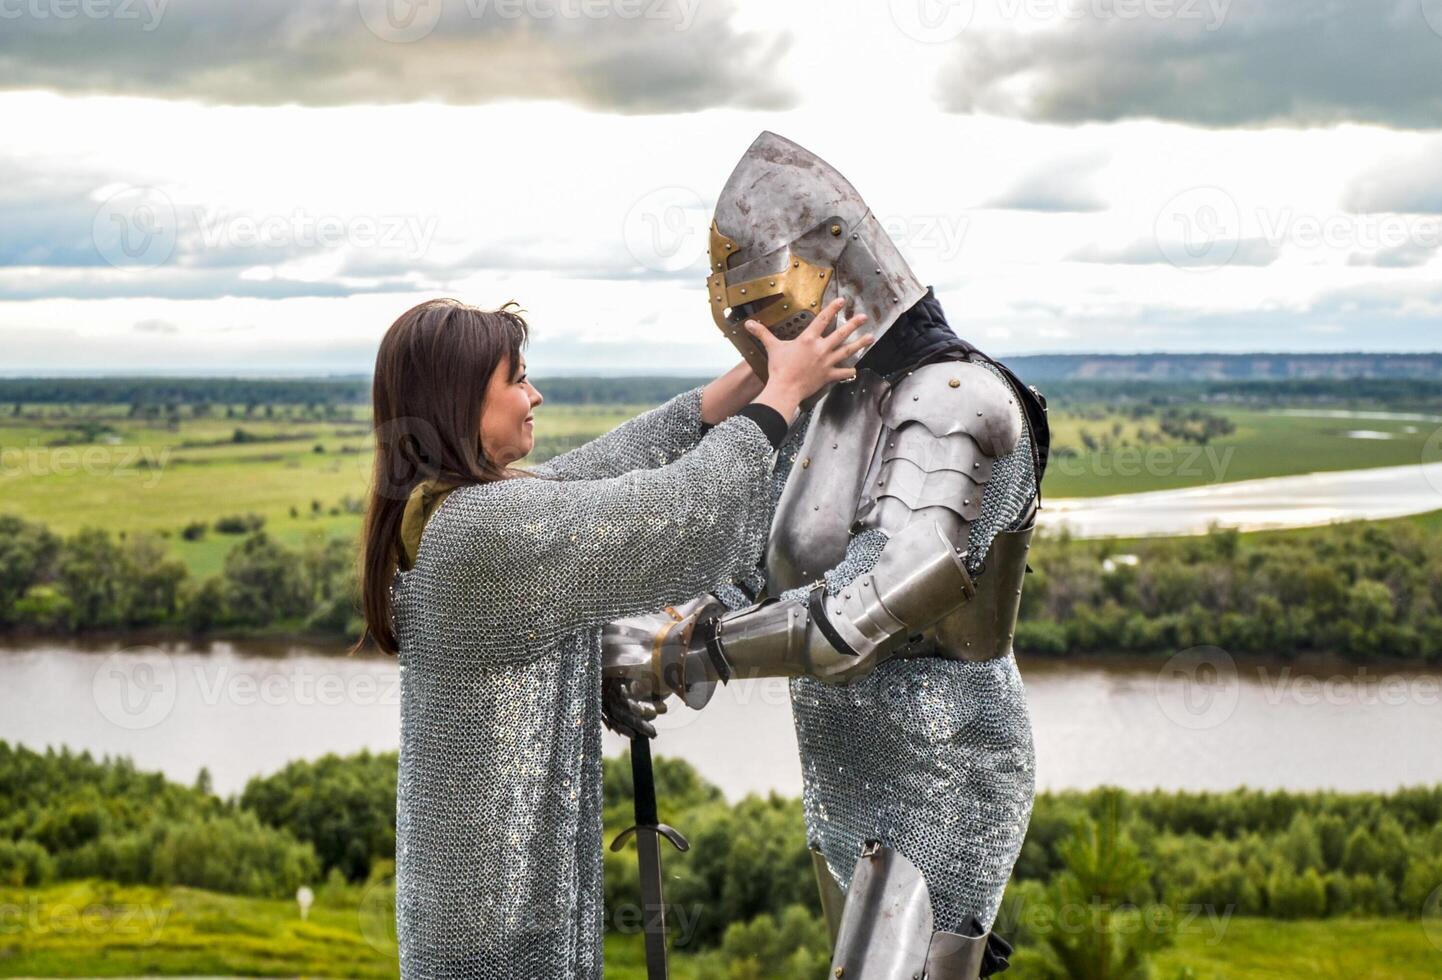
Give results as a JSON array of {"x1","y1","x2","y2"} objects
[{"x1": 766, "y1": 372, "x2": 1032, "y2": 663}]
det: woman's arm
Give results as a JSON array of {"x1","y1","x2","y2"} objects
[
  {"x1": 528, "y1": 384, "x2": 709, "y2": 481},
  {"x1": 529, "y1": 361, "x2": 764, "y2": 482},
  {"x1": 700, "y1": 360, "x2": 766, "y2": 425},
  {"x1": 415, "y1": 412, "x2": 782, "y2": 665}
]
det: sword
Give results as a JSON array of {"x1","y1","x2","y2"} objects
[{"x1": 609, "y1": 735, "x2": 689, "y2": 980}]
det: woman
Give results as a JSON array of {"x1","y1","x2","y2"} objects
[{"x1": 354, "y1": 296, "x2": 870, "y2": 978}]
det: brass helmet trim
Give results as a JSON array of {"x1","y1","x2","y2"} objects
[{"x1": 707, "y1": 219, "x2": 836, "y2": 381}]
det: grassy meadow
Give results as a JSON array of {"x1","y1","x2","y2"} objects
[
  {"x1": 4, "y1": 882, "x2": 1438, "y2": 979},
  {"x1": 2, "y1": 399, "x2": 1437, "y2": 579}
]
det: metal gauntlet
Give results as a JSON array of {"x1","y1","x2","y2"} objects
[
  {"x1": 707, "y1": 518, "x2": 976, "y2": 686},
  {"x1": 601, "y1": 594, "x2": 729, "y2": 709}
]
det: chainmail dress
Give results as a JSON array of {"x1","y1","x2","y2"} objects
[
  {"x1": 715, "y1": 358, "x2": 1038, "y2": 936},
  {"x1": 388, "y1": 385, "x2": 779, "y2": 979}
]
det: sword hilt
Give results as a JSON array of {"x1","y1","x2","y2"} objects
[
  {"x1": 609, "y1": 736, "x2": 690, "y2": 852},
  {"x1": 609, "y1": 821, "x2": 690, "y2": 853}
]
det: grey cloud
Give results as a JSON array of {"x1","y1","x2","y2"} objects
[
  {"x1": 937, "y1": 0, "x2": 1442, "y2": 129},
  {"x1": 0, "y1": 0, "x2": 795, "y2": 112},
  {"x1": 983, "y1": 152, "x2": 1111, "y2": 212},
  {"x1": 1342, "y1": 141, "x2": 1442, "y2": 212},
  {"x1": 1346, "y1": 242, "x2": 1440, "y2": 268}
]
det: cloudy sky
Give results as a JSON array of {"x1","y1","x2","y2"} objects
[{"x1": 3, "y1": 0, "x2": 1442, "y2": 375}]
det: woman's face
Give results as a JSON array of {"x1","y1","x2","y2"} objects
[{"x1": 480, "y1": 351, "x2": 543, "y2": 467}]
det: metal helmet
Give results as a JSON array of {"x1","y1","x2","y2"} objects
[{"x1": 707, "y1": 131, "x2": 926, "y2": 380}]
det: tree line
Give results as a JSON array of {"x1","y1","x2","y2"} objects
[
  {"x1": 1, "y1": 513, "x2": 1438, "y2": 663},
  {"x1": 3, "y1": 744, "x2": 1439, "y2": 979},
  {"x1": 1018, "y1": 520, "x2": 1441, "y2": 662}
]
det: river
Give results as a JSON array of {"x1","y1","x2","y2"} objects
[
  {"x1": 1045, "y1": 460, "x2": 1442, "y2": 538},
  {"x1": 4, "y1": 639, "x2": 1438, "y2": 801}
]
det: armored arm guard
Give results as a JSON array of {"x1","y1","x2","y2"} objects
[{"x1": 694, "y1": 361, "x2": 1024, "y2": 688}]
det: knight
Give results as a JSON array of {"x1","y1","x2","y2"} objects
[{"x1": 602, "y1": 131, "x2": 1051, "y2": 979}]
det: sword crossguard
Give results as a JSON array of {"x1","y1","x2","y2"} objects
[{"x1": 609, "y1": 822, "x2": 691, "y2": 853}]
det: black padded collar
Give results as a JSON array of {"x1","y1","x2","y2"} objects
[{"x1": 855, "y1": 286, "x2": 972, "y2": 382}]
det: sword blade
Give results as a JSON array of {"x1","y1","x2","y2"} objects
[{"x1": 629, "y1": 736, "x2": 670, "y2": 980}]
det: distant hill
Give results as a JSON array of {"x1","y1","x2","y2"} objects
[
  {"x1": 1, "y1": 354, "x2": 1437, "y2": 407},
  {"x1": 1004, "y1": 352, "x2": 1442, "y2": 382}
]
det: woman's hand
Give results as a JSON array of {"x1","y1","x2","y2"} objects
[{"x1": 744, "y1": 298, "x2": 873, "y2": 421}]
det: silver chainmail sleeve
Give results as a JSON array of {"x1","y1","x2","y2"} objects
[
  {"x1": 530, "y1": 384, "x2": 709, "y2": 481},
  {"x1": 720, "y1": 360, "x2": 1038, "y2": 935},
  {"x1": 388, "y1": 386, "x2": 778, "y2": 980}
]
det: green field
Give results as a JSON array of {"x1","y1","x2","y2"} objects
[
  {"x1": 2, "y1": 402, "x2": 1437, "y2": 578},
  {"x1": 3, "y1": 881, "x2": 1438, "y2": 978},
  {"x1": 0, "y1": 403, "x2": 652, "y2": 578},
  {"x1": 1042, "y1": 408, "x2": 1438, "y2": 498}
]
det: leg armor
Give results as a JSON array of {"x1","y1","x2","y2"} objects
[{"x1": 828, "y1": 842, "x2": 992, "y2": 980}]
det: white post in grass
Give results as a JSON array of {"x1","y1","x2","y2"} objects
[{"x1": 297, "y1": 885, "x2": 314, "y2": 921}]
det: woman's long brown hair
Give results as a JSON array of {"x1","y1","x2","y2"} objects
[{"x1": 351, "y1": 297, "x2": 530, "y2": 656}]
